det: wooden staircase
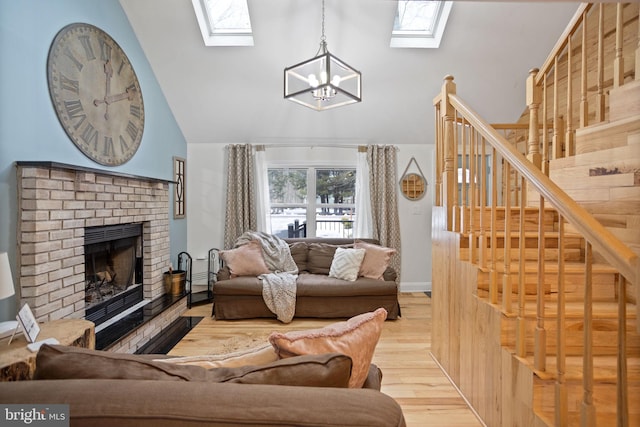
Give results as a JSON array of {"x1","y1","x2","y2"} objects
[{"x1": 431, "y1": 4, "x2": 639, "y2": 425}]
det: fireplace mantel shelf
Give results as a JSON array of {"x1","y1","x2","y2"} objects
[{"x1": 16, "y1": 161, "x2": 176, "y2": 184}]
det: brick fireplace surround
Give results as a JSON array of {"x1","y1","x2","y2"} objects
[{"x1": 15, "y1": 162, "x2": 187, "y2": 353}]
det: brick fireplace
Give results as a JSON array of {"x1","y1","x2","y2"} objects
[{"x1": 16, "y1": 162, "x2": 186, "y2": 352}]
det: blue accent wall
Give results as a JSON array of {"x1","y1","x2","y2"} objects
[{"x1": 0, "y1": 0, "x2": 187, "y2": 320}]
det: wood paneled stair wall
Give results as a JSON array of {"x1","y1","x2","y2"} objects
[{"x1": 431, "y1": 3, "x2": 639, "y2": 426}]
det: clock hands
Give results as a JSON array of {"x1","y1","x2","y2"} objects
[
  {"x1": 93, "y1": 60, "x2": 137, "y2": 119},
  {"x1": 94, "y1": 88, "x2": 137, "y2": 106},
  {"x1": 95, "y1": 60, "x2": 113, "y2": 120}
]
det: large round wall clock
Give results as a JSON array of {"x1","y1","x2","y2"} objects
[{"x1": 47, "y1": 23, "x2": 144, "y2": 166}]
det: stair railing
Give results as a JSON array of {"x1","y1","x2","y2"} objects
[
  {"x1": 435, "y1": 74, "x2": 638, "y2": 426},
  {"x1": 525, "y1": 3, "x2": 639, "y2": 173}
]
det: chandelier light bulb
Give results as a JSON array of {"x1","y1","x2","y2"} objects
[
  {"x1": 308, "y1": 74, "x2": 319, "y2": 88},
  {"x1": 331, "y1": 75, "x2": 341, "y2": 86}
]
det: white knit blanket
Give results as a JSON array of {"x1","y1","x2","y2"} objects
[{"x1": 235, "y1": 231, "x2": 298, "y2": 323}]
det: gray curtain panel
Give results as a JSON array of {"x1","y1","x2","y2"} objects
[
  {"x1": 367, "y1": 145, "x2": 402, "y2": 282},
  {"x1": 224, "y1": 144, "x2": 257, "y2": 249}
]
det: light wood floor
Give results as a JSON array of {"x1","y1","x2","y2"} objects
[{"x1": 171, "y1": 292, "x2": 483, "y2": 427}]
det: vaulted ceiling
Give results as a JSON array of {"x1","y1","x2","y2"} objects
[{"x1": 120, "y1": 0, "x2": 579, "y2": 146}]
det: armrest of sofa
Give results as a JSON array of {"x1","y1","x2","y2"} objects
[{"x1": 208, "y1": 247, "x2": 226, "y2": 283}]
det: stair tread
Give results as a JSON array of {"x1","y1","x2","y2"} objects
[
  {"x1": 479, "y1": 261, "x2": 618, "y2": 274},
  {"x1": 523, "y1": 354, "x2": 640, "y2": 382}
]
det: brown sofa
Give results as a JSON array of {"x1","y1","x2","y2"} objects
[
  {"x1": 0, "y1": 344, "x2": 406, "y2": 427},
  {"x1": 211, "y1": 238, "x2": 400, "y2": 320}
]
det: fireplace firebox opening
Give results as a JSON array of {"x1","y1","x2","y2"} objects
[{"x1": 85, "y1": 223, "x2": 144, "y2": 326}]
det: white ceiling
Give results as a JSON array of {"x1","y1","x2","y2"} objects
[{"x1": 119, "y1": 0, "x2": 579, "y2": 146}]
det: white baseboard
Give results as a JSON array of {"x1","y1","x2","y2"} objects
[{"x1": 400, "y1": 281, "x2": 431, "y2": 292}]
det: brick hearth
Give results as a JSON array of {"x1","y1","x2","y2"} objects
[{"x1": 15, "y1": 162, "x2": 186, "y2": 353}]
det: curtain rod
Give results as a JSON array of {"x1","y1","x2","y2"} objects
[{"x1": 254, "y1": 144, "x2": 398, "y2": 151}]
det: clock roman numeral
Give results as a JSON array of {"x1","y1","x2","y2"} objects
[
  {"x1": 119, "y1": 135, "x2": 130, "y2": 153},
  {"x1": 126, "y1": 121, "x2": 139, "y2": 141},
  {"x1": 78, "y1": 35, "x2": 95, "y2": 60},
  {"x1": 63, "y1": 47, "x2": 83, "y2": 71},
  {"x1": 99, "y1": 38, "x2": 112, "y2": 62},
  {"x1": 63, "y1": 100, "x2": 87, "y2": 130},
  {"x1": 80, "y1": 123, "x2": 99, "y2": 147},
  {"x1": 59, "y1": 74, "x2": 79, "y2": 94},
  {"x1": 103, "y1": 136, "x2": 115, "y2": 157},
  {"x1": 130, "y1": 105, "x2": 141, "y2": 119},
  {"x1": 117, "y1": 60, "x2": 125, "y2": 75}
]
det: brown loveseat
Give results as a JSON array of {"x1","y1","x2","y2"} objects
[
  {"x1": 211, "y1": 238, "x2": 400, "y2": 320},
  {"x1": 0, "y1": 344, "x2": 407, "y2": 427}
]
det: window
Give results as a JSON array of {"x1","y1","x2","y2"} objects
[
  {"x1": 390, "y1": 1, "x2": 452, "y2": 49},
  {"x1": 191, "y1": 0, "x2": 254, "y2": 46},
  {"x1": 268, "y1": 167, "x2": 356, "y2": 238}
]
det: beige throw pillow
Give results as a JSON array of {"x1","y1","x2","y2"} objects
[
  {"x1": 328, "y1": 247, "x2": 366, "y2": 281},
  {"x1": 220, "y1": 240, "x2": 270, "y2": 278},
  {"x1": 354, "y1": 240, "x2": 397, "y2": 280},
  {"x1": 268, "y1": 308, "x2": 387, "y2": 388}
]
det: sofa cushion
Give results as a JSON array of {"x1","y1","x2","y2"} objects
[
  {"x1": 306, "y1": 242, "x2": 352, "y2": 275},
  {"x1": 329, "y1": 247, "x2": 366, "y2": 281},
  {"x1": 154, "y1": 344, "x2": 278, "y2": 368},
  {"x1": 206, "y1": 353, "x2": 353, "y2": 387},
  {"x1": 288, "y1": 241, "x2": 309, "y2": 272},
  {"x1": 295, "y1": 273, "x2": 397, "y2": 296},
  {"x1": 35, "y1": 344, "x2": 210, "y2": 382},
  {"x1": 354, "y1": 240, "x2": 397, "y2": 280},
  {"x1": 220, "y1": 240, "x2": 270, "y2": 277},
  {"x1": 268, "y1": 308, "x2": 387, "y2": 388},
  {"x1": 36, "y1": 344, "x2": 353, "y2": 388}
]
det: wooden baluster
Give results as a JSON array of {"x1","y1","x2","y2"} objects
[
  {"x1": 555, "y1": 215, "x2": 568, "y2": 426},
  {"x1": 526, "y1": 68, "x2": 542, "y2": 169},
  {"x1": 479, "y1": 137, "x2": 487, "y2": 269},
  {"x1": 453, "y1": 112, "x2": 460, "y2": 233},
  {"x1": 469, "y1": 130, "x2": 477, "y2": 264},
  {"x1": 435, "y1": 106, "x2": 442, "y2": 206},
  {"x1": 636, "y1": 5, "x2": 640, "y2": 80},
  {"x1": 534, "y1": 196, "x2": 546, "y2": 372},
  {"x1": 516, "y1": 175, "x2": 526, "y2": 356},
  {"x1": 462, "y1": 119, "x2": 469, "y2": 236},
  {"x1": 581, "y1": 242, "x2": 596, "y2": 427},
  {"x1": 441, "y1": 76, "x2": 457, "y2": 230},
  {"x1": 542, "y1": 73, "x2": 550, "y2": 176},
  {"x1": 552, "y1": 57, "x2": 564, "y2": 160},
  {"x1": 580, "y1": 10, "x2": 589, "y2": 128},
  {"x1": 614, "y1": 3, "x2": 624, "y2": 88},
  {"x1": 617, "y1": 274, "x2": 629, "y2": 427},
  {"x1": 490, "y1": 148, "x2": 498, "y2": 305},
  {"x1": 566, "y1": 35, "x2": 575, "y2": 157},
  {"x1": 505, "y1": 177, "x2": 527, "y2": 332},
  {"x1": 596, "y1": 4, "x2": 605, "y2": 122},
  {"x1": 503, "y1": 162, "x2": 512, "y2": 314}
]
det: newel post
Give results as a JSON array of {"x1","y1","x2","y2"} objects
[
  {"x1": 440, "y1": 75, "x2": 456, "y2": 231},
  {"x1": 526, "y1": 68, "x2": 542, "y2": 170}
]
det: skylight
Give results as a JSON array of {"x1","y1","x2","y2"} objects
[
  {"x1": 391, "y1": 1, "x2": 452, "y2": 49},
  {"x1": 192, "y1": 0, "x2": 253, "y2": 46}
]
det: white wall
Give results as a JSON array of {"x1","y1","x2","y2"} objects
[{"x1": 187, "y1": 143, "x2": 433, "y2": 292}]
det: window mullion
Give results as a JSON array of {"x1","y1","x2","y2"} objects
[{"x1": 307, "y1": 168, "x2": 317, "y2": 237}]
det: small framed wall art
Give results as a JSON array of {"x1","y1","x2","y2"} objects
[{"x1": 173, "y1": 157, "x2": 186, "y2": 219}]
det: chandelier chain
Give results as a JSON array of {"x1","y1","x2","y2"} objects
[{"x1": 321, "y1": 0, "x2": 326, "y2": 42}]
